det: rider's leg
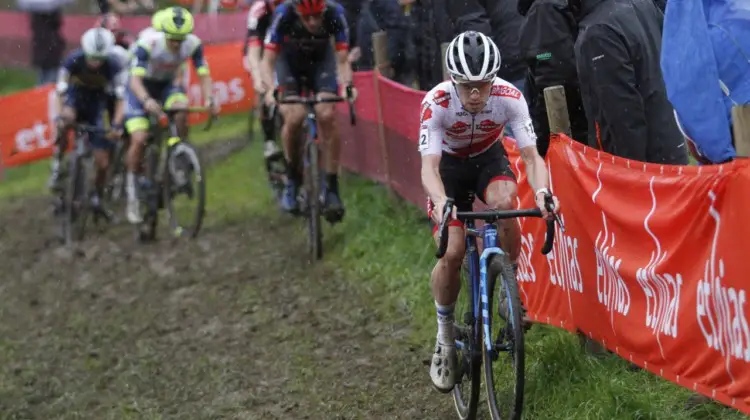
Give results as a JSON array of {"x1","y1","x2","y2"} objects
[
  {"x1": 83, "y1": 102, "x2": 111, "y2": 202},
  {"x1": 122, "y1": 84, "x2": 156, "y2": 223},
  {"x1": 484, "y1": 179, "x2": 520, "y2": 262},
  {"x1": 478, "y1": 144, "x2": 521, "y2": 262},
  {"x1": 278, "y1": 101, "x2": 306, "y2": 212},
  {"x1": 313, "y1": 96, "x2": 345, "y2": 219},
  {"x1": 313, "y1": 51, "x2": 345, "y2": 220},
  {"x1": 429, "y1": 220, "x2": 465, "y2": 393}
]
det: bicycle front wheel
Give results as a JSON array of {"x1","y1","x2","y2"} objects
[
  {"x1": 304, "y1": 139, "x2": 322, "y2": 261},
  {"x1": 452, "y1": 251, "x2": 481, "y2": 419},
  {"x1": 484, "y1": 254, "x2": 525, "y2": 420},
  {"x1": 163, "y1": 141, "x2": 206, "y2": 239},
  {"x1": 63, "y1": 153, "x2": 91, "y2": 245}
]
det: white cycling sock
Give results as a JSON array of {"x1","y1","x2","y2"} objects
[
  {"x1": 126, "y1": 172, "x2": 137, "y2": 201},
  {"x1": 436, "y1": 301, "x2": 455, "y2": 346}
]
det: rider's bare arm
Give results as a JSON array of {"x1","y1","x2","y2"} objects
[
  {"x1": 190, "y1": 43, "x2": 213, "y2": 104},
  {"x1": 111, "y1": 69, "x2": 127, "y2": 126},
  {"x1": 260, "y1": 49, "x2": 278, "y2": 94},
  {"x1": 418, "y1": 96, "x2": 447, "y2": 209},
  {"x1": 332, "y1": 5, "x2": 352, "y2": 86},
  {"x1": 55, "y1": 67, "x2": 70, "y2": 114},
  {"x1": 335, "y1": 48, "x2": 353, "y2": 87},
  {"x1": 520, "y1": 145, "x2": 549, "y2": 193},
  {"x1": 506, "y1": 93, "x2": 549, "y2": 193},
  {"x1": 421, "y1": 154, "x2": 446, "y2": 207},
  {"x1": 130, "y1": 45, "x2": 152, "y2": 102},
  {"x1": 246, "y1": 44, "x2": 263, "y2": 83}
]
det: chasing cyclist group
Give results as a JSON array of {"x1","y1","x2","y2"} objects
[{"x1": 48, "y1": 0, "x2": 561, "y2": 395}]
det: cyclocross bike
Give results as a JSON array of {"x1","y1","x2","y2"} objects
[
  {"x1": 56, "y1": 124, "x2": 117, "y2": 245},
  {"x1": 435, "y1": 194, "x2": 559, "y2": 420},
  {"x1": 276, "y1": 87, "x2": 356, "y2": 261},
  {"x1": 137, "y1": 106, "x2": 215, "y2": 242}
]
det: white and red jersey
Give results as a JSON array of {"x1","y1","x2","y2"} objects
[{"x1": 418, "y1": 78, "x2": 537, "y2": 157}]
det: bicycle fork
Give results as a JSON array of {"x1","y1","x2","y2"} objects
[{"x1": 479, "y1": 224, "x2": 504, "y2": 361}]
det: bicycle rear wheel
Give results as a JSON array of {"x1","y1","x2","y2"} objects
[
  {"x1": 452, "y1": 249, "x2": 481, "y2": 419},
  {"x1": 304, "y1": 138, "x2": 323, "y2": 261},
  {"x1": 163, "y1": 141, "x2": 206, "y2": 239},
  {"x1": 62, "y1": 152, "x2": 91, "y2": 245},
  {"x1": 484, "y1": 253, "x2": 525, "y2": 420}
]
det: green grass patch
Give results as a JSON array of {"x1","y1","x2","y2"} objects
[
  {"x1": 0, "y1": 111, "x2": 249, "y2": 200},
  {"x1": 0, "y1": 68, "x2": 37, "y2": 95},
  {"x1": 203, "y1": 142, "x2": 742, "y2": 419}
]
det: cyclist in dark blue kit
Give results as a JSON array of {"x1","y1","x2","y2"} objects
[
  {"x1": 48, "y1": 28, "x2": 127, "y2": 214},
  {"x1": 260, "y1": 0, "x2": 355, "y2": 223}
]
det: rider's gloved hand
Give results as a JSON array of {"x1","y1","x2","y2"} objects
[
  {"x1": 264, "y1": 90, "x2": 277, "y2": 108},
  {"x1": 144, "y1": 97, "x2": 162, "y2": 115},
  {"x1": 342, "y1": 83, "x2": 357, "y2": 102},
  {"x1": 534, "y1": 188, "x2": 561, "y2": 220},
  {"x1": 110, "y1": 124, "x2": 124, "y2": 139}
]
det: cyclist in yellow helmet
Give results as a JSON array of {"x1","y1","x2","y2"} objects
[
  {"x1": 123, "y1": 6, "x2": 220, "y2": 224},
  {"x1": 151, "y1": 8, "x2": 168, "y2": 31}
]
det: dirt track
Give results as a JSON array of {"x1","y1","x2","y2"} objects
[{"x1": 0, "y1": 140, "x2": 453, "y2": 419}]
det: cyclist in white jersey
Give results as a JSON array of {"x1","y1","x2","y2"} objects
[
  {"x1": 124, "y1": 7, "x2": 220, "y2": 224},
  {"x1": 420, "y1": 31, "x2": 560, "y2": 393}
]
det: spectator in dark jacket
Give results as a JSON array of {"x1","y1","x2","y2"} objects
[
  {"x1": 355, "y1": 0, "x2": 413, "y2": 85},
  {"x1": 518, "y1": 0, "x2": 588, "y2": 156},
  {"x1": 412, "y1": 0, "x2": 454, "y2": 89},
  {"x1": 30, "y1": 10, "x2": 65, "y2": 85},
  {"x1": 447, "y1": 0, "x2": 526, "y2": 92},
  {"x1": 572, "y1": 0, "x2": 687, "y2": 164}
]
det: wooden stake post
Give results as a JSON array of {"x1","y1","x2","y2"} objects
[
  {"x1": 371, "y1": 31, "x2": 393, "y2": 195},
  {"x1": 372, "y1": 31, "x2": 392, "y2": 79},
  {"x1": 732, "y1": 105, "x2": 750, "y2": 157},
  {"x1": 543, "y1": 85, "x2": 572, "y2": 137}
]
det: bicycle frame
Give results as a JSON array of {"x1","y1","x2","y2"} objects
[{"x1": 459, "y1": 221, "x2": 506, "y2": 358}]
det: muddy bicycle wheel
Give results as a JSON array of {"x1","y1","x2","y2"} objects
[
  {"x1": 62, "y1": 152, "x2": 91, "y2": 246},
  {"x1": 163, "y1": 141, "x2": 206, "y2": 240},
  {"x1": 452, "y1": 248, "x2": 481, "y2": 420},
  {"x1": 304, "y1": 138, "x2": 322, "y2": 261},
  {"x1": 484, "y1": 253, "x2": 525, "y2": 420}
]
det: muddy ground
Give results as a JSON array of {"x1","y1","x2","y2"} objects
[{"x1": 0, "y1": 140, "x2": 455, "y2": 420}]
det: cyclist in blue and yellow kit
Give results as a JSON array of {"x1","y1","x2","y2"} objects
[
  {"x1": 49, "y1": 28, "x2": 127, "y2": 215},
  {"x1": 260, "y1": 0, "x2": 354, "y2": 223},
  {"x1": 124, "y1": 7, "x2": 220, "y2": 224}
]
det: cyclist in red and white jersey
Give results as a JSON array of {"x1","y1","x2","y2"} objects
[{"x1": 419, "y1": 31, "x2": 560, "y2": 393}]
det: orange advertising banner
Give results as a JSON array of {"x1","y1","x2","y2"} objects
[
  {"x1": 504, "y1": 135, "x2": 750, "y2": 413},
  {"x1": 0, "y1": 41, "x2": 254, "y2": 167}
]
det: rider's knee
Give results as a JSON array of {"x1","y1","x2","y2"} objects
[
  {"x1": 316, "y1": 105, "x2": 336, "y2": 125},
  {"x1": 282, "y1": 106, "x2": 306, "y2": 126},
  {"x1": 487, "y1": 192, "x2": 515, "y2": 211},
  {"x1": 442, "y1": 244, "x2": 465, "y2": 270}
]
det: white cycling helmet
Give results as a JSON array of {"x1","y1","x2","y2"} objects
[
  {"x1": 445, "y1": 31, "x2": 502, "y2": 83},
  {"x1": 81, "y1": 27, "x2": 116, "y2": 59}
]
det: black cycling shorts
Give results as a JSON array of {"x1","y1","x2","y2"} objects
[
  {"x1": 427, "y1": 142, "x2": 517, "y2": 222},
  {"x1": 276, "y1": 48, "x2": 338, "y2": 97}
]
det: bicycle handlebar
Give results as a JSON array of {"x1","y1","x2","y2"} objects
[
  {"x1": 272, "y1": 88, "x2": 358, "y2": 126},
  {"x1": 160, "y1": 106, "x2": 217, "y2": 131},
  {"x1": 435, "y1": 196, "x2": 559, "y2": 259}
]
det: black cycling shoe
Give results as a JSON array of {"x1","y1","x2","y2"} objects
[{"x1": 322, "y1": 188, "x2": 345, "y2": 224}]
